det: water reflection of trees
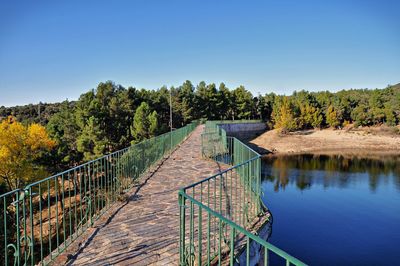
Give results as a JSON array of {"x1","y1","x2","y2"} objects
[{"x1": 262, "y1": 154, "x2": 400, "y2": 192}]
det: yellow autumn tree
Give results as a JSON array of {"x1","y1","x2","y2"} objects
[
  {"x1": 272, "y1": 96, "x2": 297, "y2": 132},
  {"x1": 326, "y1": 105, "x2": 341, "y2": 128},
  {"x1": 0, "y1": 116, "x2": 55, "y2": 191}
]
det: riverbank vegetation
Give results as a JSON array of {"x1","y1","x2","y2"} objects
[
  {"x1": 271, "y1": 84, "x2": 400, "y2": 132},
  {"x1": 0, "y1": 80, "x2": 399, "y2": 191}
]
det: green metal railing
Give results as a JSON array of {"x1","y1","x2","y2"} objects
[
  {"x1": 0, "y1": 120, "x2": 199, "y2": 266},
  {"x1": 179, "y1": 121, "x2": 306, "y2": 265}
]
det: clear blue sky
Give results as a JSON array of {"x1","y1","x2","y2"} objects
[{"x1": 0, "y1": 0, "x2": 399, "y2": 106}]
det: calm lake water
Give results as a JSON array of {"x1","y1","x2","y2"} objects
[{"x1": 261, "y1": 154, "x2": 400, "y2": 266}]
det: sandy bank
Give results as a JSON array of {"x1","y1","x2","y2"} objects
[{"x1": 250, "y1": 126, "x2": 400, "y2": 156}]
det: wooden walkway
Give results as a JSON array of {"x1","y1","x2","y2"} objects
[{"x1": 57, "y1": 125, "x2": 225, "y2": 265}]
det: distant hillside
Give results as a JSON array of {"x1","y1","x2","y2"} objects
[{"x1": 0, "y1": 101, "x2": 75, "y2": 125}]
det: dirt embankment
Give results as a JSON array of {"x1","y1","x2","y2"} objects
[{"x1": 250, "y1": 125, "x2": 400, "y2": 156}]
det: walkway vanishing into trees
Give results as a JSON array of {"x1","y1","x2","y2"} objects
[{"x1": 54, "y1": 125, "x2": 225, "y2": 265}]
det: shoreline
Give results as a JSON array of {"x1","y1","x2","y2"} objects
[
  {"x1": 261, "y1": 150, "x2": 400, "y2": 161},
  {"x1": 249, "y1": 126, "x2": 400, "y2": 158}
]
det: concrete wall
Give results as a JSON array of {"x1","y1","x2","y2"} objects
[
  {"x1": 218, "y1": 122, "x2": 266, "y2": 140},
  {"x1": 235, "y1": 219, "x2": 272, "y2": 266}
]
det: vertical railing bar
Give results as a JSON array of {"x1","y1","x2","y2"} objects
[
  {"x1": 47, "y1": 180, "x2": 51, "y2": 259},
  {"x1": 200, "y1": 182, "x2": 203, "y2": 206},
  {"x1": 61, "y1": 173, "x2": 66, "y2": 249},
  {"x1": 29, "y1": 187, "x2": 34, "y2": 265},
  {"x1": 207, "y1": 212, "x2": 210, "y2": 266},
  {"x1": 16, "y1": 191, "x2": 20, "y2": 266},
  {"x1": 79, "y1": 167, "x2": 83, "y2": 233},
  {"x1": 198, "y1": 207, "x2": 202, "y2": 266},
  {"x1": 4, "y1": 197, "x2": 8, "y2": 266},
  {"x1": 213, "y1": 178, "x2": 216, "y2": 255},
  {"x1": 246, "y1": 236, "x2": 250, "y2": 265},
  {"x1": 190, "y1": 200, "x2": 194, "y2": 266},
  {"x1": 68, "y1": 172, "x2": 72, "y2": 245},
  {"x1": 179, "y1": 193, "x2": 185, "y2": 266},
  {"x1": 229, "y1": 227, "x2": 235, "y2": 266},
  {"x1": 22, "y1": 188, "x2": 27, "y2": 264},
  {"x1": 55, "y1": 177, "x2": 60, "y2": 253},
  {"x1": 38, "y1": 184, "x2": 43, "y2": 263},
  {"x1": 207, "y1": 180, "x2": 210, "y2": 208},
  {"x1": 264, "y1": 246, "x2": 268, "y2": 266},
  {"x1": 100, "y1": 158, "x2": 106, "y2": 213},
  {"x1": 191, "y1": 186, "x2": 195, "y2": 266},
  {"x1": 218, "y1": 219, "x2": 222, "y2": 265},
  {"x1": 230, "y1": 169, "x2": 233, "y2": 222},
  {"x1": 84, "y1": 164, "x2": 88, "y2": 229},
  {"x1": 235, "y1": 165, "x2": 238, "y2": 225},
  {"x1": 95, "y1": 159, "x2": 99, "y2": 218},
  {"x1": 105, "y1": 156, "x2": 109, "y2": 210},
  {"x1": 88, "y1": 162, "x2": 92, "y2": 226},
  {"x1": 73, "y1": 168, "x2": 77, "y2": 241}
]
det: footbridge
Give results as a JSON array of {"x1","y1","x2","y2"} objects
[{"x1": 0, "y1": 121, "x2": 306, "y2": 265}]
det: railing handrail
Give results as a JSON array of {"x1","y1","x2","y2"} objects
[
  {"x1": 179, "y1": 191, "x2": 307, "y2": 266},
  {"x1": 14, "y1": 122, "x2": 198, "y2": 190},
  {"x1": 229, "y1": 135, "x2": 260, "y2": 157},
  {"x1": 0, "y1": 188, "x2": 22, "y2": 198},
  {"x1": 182, "y1": 153, "x2": 260, "y2": 191}
]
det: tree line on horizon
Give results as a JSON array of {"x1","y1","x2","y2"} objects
[{"x1": 0, "y1": 80, "x2": 400, "y2": 192}]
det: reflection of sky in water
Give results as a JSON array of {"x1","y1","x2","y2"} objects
[{"x1": 261, "y1": 155, "x2": 400, "y2": 266}]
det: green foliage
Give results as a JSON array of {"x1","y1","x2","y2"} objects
[
  {"x1": 131, "y1": 102, "x2": 151, "y2": 142},
  {"x1": 148, "y1": 111, "x2": 158, "y2": 137},
  {"x1": 384, "y1": 105, "x2": 396, "y2": 126},
  {"x1": 131, "y1": 102, "x2": 159, "y2": 142},
  {"x1": 298, "y1": 103, "x2": 322, "y2": 129},
  {"x1": 232, "y1": 86, "x2": 253, "y2": 120},
  {"x1": 46, "y1": 101, "x2": 81, "y2": 169},
  {"x1": 272, "y1": 84, "x2": 400, "y2": 131},
  {"x1": 217, "y1": 83, "x2": 232, "y2": 120},
  {"x1": 77, "y1": 116, "x2": 106, "y2": 160},
  {"x1": 351, "y1": 104, "x2": 370, "y2": 126},
  {"x1": 272, "y1": 97, "x2": 298, "y2": 132},
  {"x1": 0, "y1": 102, "x2": 67, "y2": 125},
  {"x1": 326, "y1": 105, "x2": 340, "y2": 128},
  {"x1": 179, "y1": 80, "x2": 195, "y2": 123},
  {"x1": 2, "y1": 81, "x2": 399, "y2": 176},
  {"x1": 74, "y1": 81, "x2": 133, "y2": 160}
]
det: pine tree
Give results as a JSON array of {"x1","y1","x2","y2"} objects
[{"x1": 131, "y1": 102, "x2": 151, "y2": 142}]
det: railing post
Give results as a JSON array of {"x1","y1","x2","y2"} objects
[
  {"x1": 230, "y1": 227, "x2": 235, "y2": 266},
  {"x1": 22, "y1": 189, "x2": 28, "y2": 264},
  {"x1": 178, "y1": 191, "x2": 186, "y2": 266},
  {"x1": 28, "y1": 187, "x2": 34, "y2": 265},
  {"x1": 257, "y1": 157, "x2": 261, "y2": 214},
  {"x1": 198, "y1": 207, "x2": 202, "y2": 266},
  {"x1": 16, "y1": 191, "x2": 21, "y2": 266},
  {"x1": 88, "y1": 164, "x2": 93, "y2": 227}
]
